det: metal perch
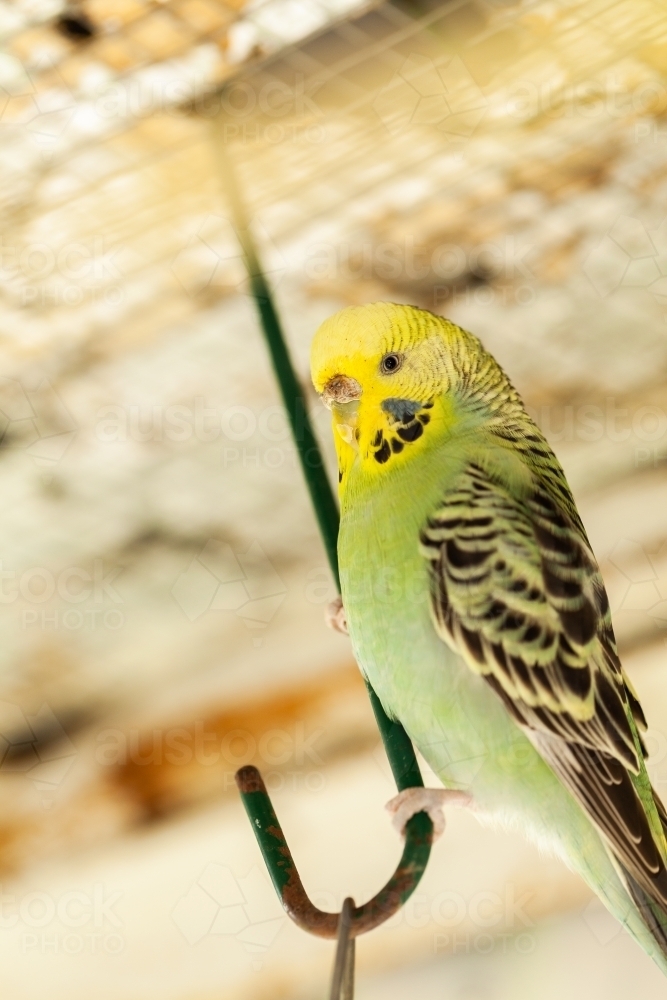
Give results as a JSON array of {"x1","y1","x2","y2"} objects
[{"x1": 212, "y1": 107, "x2": 435, "y2": 991}]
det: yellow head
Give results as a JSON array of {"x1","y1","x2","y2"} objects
[{"x1": 310, "y1": 302, "x2": 487, "y2": 486}]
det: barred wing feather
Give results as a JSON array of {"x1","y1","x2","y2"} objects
[{"x1": 420, "y1": 461, "x2": 667, "y2": 911}]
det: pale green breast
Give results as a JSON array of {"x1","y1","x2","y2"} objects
[{"x1": 338, "y1": 435, "x2": 575, "y2": 821}]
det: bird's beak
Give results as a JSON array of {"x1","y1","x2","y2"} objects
[{"x1": 321, "y1": 375, "x2": 362, "y2": 449}]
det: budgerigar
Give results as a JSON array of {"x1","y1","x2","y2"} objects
[{"x1": 310, "y1": 301, "x2": 667, "y2": 972}]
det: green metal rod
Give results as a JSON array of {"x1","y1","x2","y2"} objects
[
  {"x1": 212, "y1": 114, "x2": 432, "y2": 930},
  {"x1": 244, "y1": 269, "x2": 341, "y2": 585},
  {"x1": 212, "y1": 131, "x2": 340, "y2": 585},
  {"x1": 367, "y1": 683, "x2": 425, "y2": 791}
]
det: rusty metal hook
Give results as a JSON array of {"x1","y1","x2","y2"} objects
[{"x1": 235, "y1": 764, "x2": 433, "y2": 939}]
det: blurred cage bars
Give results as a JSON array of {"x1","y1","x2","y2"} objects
[
  {"x1": 1, "y1": 0, "x2": 667, "y2": 803},
  {"x1": 0, "y1": 0, "x2": 380, "y2": 354},
  {"x1": 197, "y1": 0, "x2": 667, "y2": 303},
  {"x1": 0, "y1": 0, "x2": 667, "y2": 991},
  {"x1": 3, "y1": 0, "x2": 667, "y2": 369}
]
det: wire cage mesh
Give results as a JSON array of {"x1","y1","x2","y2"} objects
[{"x1": 2, "y1": 0, "x2": 667, "y2": 997}]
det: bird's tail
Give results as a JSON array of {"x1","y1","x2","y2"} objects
[
  {"x1": 617, "y1": 788, "x2": 667, "y2": 965},
  {"x1": 623, "y1": 869, "x2": 667, "y2": 958}
]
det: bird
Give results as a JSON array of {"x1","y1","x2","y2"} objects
[{"x1": 310, "y1": 301, "x2": 667, "y2": 973}]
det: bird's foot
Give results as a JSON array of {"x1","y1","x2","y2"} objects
[
  {"x1": 325, "y1": 595, "x2": 348, "y2": 635},
  {"x1": 385, "y1": 787, "x2": 473, "y2": 840}
]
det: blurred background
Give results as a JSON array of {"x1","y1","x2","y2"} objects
[{"x1": 1, "y1": 0, "x2": 667, "y2": 996}]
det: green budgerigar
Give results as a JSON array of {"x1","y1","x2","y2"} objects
[{"x1": 310, "y1": 301, "x2": 667, "y2": 973}]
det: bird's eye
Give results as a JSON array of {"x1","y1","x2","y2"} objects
[{"x1": 380, "y1": 353, "x2": 401, "y2": 374}]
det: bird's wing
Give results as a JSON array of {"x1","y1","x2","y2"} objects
[{"x1": 420, "y1": 459, "x2": 667, "y2": 905}]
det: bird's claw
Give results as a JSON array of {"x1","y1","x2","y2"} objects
[
  {"x1": 325, "y1": 595, "x2": 348, "y2": 635},
  {"x1": 385, "y1": 787, "x2": 472, "y2": 840}
]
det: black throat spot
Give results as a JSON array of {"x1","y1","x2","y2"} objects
[{"x1": 372, "y1": 398, "x2": 433, "y2": 464}]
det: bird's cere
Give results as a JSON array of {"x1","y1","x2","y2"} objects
[{"x1": 321, "y1": 374, "x2": 362, "y2": 408}]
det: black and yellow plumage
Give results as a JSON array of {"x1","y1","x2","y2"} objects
[{"x1": 311, "y1": 301, "x2": 667, "y2": 971}]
